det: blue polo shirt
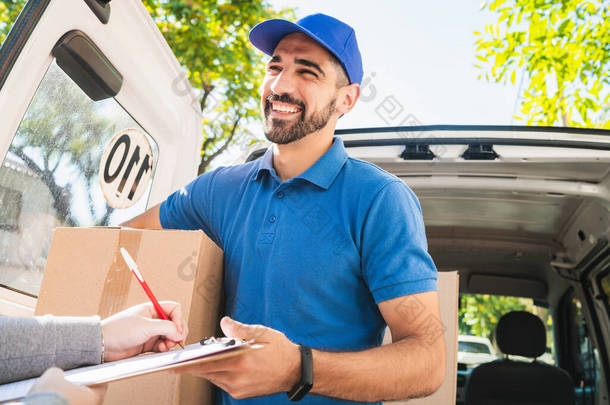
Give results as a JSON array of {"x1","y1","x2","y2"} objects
[{"x1": 160, "y1": 137, "x2": 437, "y2": 405}]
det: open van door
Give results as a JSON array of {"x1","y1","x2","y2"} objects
[{"x1": 0, "y1": 0, "x2": 202, "y2": 315}]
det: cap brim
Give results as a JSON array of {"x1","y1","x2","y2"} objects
[
  {"x1": 249, "y1": 19, "x2": 306, "y2": 56},
  {"x1": 249, "y1": 19, "x2": 347, "y2": 79}
]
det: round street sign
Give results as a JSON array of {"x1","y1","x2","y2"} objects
[{"x1": 99, "y1": 128, "x2": 154, "y2": 209}]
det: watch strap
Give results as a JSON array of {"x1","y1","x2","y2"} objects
[{"x1": 287, "y1": 345, "x2": 313, "y2": 401}]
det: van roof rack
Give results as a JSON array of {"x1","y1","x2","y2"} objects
[{"x1": 335, "y1": 125, "x2": 610, "y2": 151}]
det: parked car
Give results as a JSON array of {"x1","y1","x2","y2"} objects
[{"x1": 458, "y1": 335, "x2": 497, "y2": 367}]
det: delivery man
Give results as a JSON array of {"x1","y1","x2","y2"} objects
[{"x1": 123, "y1": 13, "x2": 445, "y2": 404}]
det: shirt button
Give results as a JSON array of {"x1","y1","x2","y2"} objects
[
  {"x1": 269, "y1": 215, "x2": 277, "y2": 223},
  {"x1": 276, "y1": 191, "x2": 285, "y2": 199}
]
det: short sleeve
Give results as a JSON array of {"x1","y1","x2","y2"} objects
[
  {"x1": 361, "y1": 180, "x2": 438, "y2": 303},
  {"x1": 159, "y1": 170, "x2": 222, "y2": 248}
]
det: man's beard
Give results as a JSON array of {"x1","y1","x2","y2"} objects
[{"x1": 263, "y1": 93, "x2": 336, "y2": 145}]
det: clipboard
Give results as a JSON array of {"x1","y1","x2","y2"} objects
[{"x1": 0, "y1": 339, "x2": 260, "y2": 403}]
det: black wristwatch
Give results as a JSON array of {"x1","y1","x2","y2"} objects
[{"x1": 287, "y1": 345, "x2": 313, "y2": 401}]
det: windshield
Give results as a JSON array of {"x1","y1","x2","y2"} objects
[{"x1": 459, "y1": 294, "x2": 555, "y2": 365}]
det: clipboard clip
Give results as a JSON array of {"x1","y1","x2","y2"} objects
[{"x1": 200, "y1": 337, "x2": 243, "y2": 347}]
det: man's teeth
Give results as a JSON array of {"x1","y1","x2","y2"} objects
[{"x1": 272, "y1": 104, "x2": 300, "y2": 113}]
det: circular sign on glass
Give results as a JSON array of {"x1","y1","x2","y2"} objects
[{"x1": 99, "y1": 128, "x2": 154, "y2": 209}]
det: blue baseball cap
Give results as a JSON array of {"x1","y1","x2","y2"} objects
[{"x1": 249, "y1": 13, "x2": 364, "y2": 85}]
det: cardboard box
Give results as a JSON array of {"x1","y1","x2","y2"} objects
[
  {"x1": 383, "y1": 271, "x2": 459, "y2": 405},
  {"x1": 35, "y1": 227, "x2": 224, "y2": 405}
]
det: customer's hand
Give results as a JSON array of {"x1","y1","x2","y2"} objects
[
  {"x1": 28, "y1": 368, "x2": 107, "y2": 405},
  {"x1": 101, "y1": 301, "x2": 188, "y2": 362}
]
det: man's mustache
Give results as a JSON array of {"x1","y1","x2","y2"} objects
[{"x1": 265, "y1": 93, "x2": 306, "y2": 111}]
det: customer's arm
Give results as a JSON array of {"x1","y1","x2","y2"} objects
[
  {"x1": 0, "y1": 301, "x2": 186, "y2": 384},
  {"x1": 0, "y1": 315, "x2": 102, "y2": 384}
]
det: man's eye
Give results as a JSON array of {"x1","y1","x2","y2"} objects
[
  {"x1": 267, "y1": 66, "x2": 281, "y2": 72},
  {"x1": 299, "y1": 69, "x2": 317, "y2": 77}
]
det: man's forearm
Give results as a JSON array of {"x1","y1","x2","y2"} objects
[
  {"x1": 311, "y1": 335, "x2": 445, "y2": 402},
  {"x1": 120, "y1": 203, "x2": 162, "y2": 229}
]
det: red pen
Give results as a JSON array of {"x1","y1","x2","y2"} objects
[{"x1": 120, "y1": 247, "x2": 185, "y2": 349}]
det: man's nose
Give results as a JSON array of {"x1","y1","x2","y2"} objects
[{"x1": 270, "y1": 70, "x2": 295, "y2": 96}]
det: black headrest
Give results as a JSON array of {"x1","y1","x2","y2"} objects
[{"x1": 491, "y1": 311, "x2": 546, "y2": 358}]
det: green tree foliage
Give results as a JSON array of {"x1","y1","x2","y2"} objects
[
  {"x1": 474, "y1": 0, "x2": 610, "y2": 128},
  {"x1": 459, "y1": 294, "x2": 534, "y2": 338},
  {"x1": 142, "y1": 0, "x2": 293, "y2": 173},
  {"x1": 0, "y1": 1, "x2": 22, "y2": 45}
]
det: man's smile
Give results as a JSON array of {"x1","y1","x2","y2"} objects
[
  {"x1": 265, "y1": 94, "x2": 306, "y2": 121},
  {"x1": 271, "y1": 101, "x2": 303, "y2": 114},
  {"x1": 267, "y1": 100, "x2": 304, "y2": 120}
]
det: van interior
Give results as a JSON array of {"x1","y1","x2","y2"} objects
[{"x1": 337, "y1": 128, "x2": 610, "y2": 405}]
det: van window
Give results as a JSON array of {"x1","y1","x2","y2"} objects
[
  {"x1": 0, "y1": 61, "x2": 157, "y2": 297},
  {"x1": 459, "y1": 294, "x2": 555, "y2": 365}
]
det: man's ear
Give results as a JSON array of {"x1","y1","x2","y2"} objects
[{"x1": 336, "y1": 83, "x2": 360, "y2": 116}]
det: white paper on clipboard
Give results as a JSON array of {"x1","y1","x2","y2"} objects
[{"x1": 0, "y1": 340, "x2": 253, "y2": 403}]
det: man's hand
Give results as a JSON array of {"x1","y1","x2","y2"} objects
[
  {"x1": 101, "y1": 301, "x2": 188, "y2": 362},
  {"x1": 178, "y1": 316, "x2": 300, "y2": 400},
  {"x1": 28, "y1": 368, "x2": 107, "y2": 405}
]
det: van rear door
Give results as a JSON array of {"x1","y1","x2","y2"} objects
[{"x1": 0, "y1": 0, "x2": 201, "y2": 314}]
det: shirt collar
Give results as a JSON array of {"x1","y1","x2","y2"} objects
[
  {"x1": 253, "y1": 146, "x2": 275, "y2": 181},
  {"x1": 253, "y1": 137, "x2": 349, "y2": 190}
]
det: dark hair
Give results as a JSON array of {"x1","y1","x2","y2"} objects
[{"x1": 329, "y1": 53, "x2": 349, "y2": 88}]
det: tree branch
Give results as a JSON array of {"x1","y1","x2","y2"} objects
[
  {"x1": 50, "y1": 152, "x2": 64, "y2": 174},
  {"x1": 97, "y1": 204, "x2": 114, "y2": 226},
  {"x1": 198, "y1": 72, "x2": 215, "y2": 112},
  {"x1": 201, "y1": 132, "x2": 220, "y2": 155},
  {"x1": 10, "y1": 147, "x2": 44, "y2": 177},
  {"x1": 198, "y1": 115, "x2": 242, "y2": 175}
]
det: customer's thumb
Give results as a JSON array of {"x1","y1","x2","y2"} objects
[{"x1": 40, "y1": 367, "x2": 65, "y2": 381}]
